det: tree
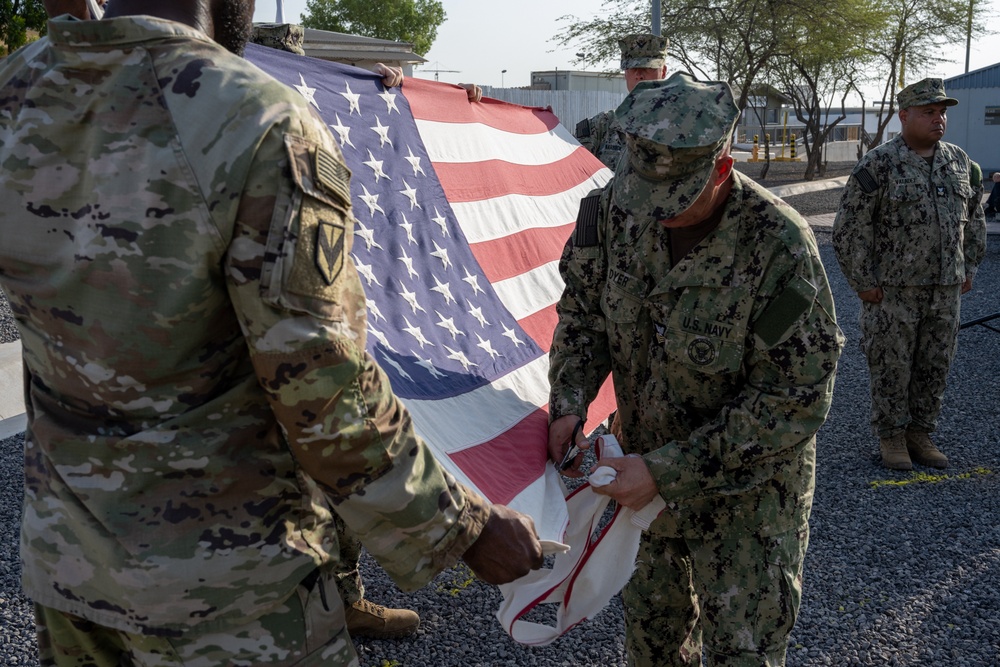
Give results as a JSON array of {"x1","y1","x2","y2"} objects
[
  {"x1": 863, "y1": 0, "x2": 988, "y2": 148},
  {"x1": 770, "y1": 0, "x2": 881, "y2": 178},
  {"x1": 557, "y1": 0, "x2": 808, "y2": 178},
  {"x1": 302, "y1": 0, "x2": 446, "y2": 56},
  {"x1": 1, "y1": 0, "x2": 46, "y2": 55}
]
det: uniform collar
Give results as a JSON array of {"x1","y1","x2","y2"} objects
[
  {"x1": 649, "y1": 172, "x2": 746, "y2": 292},
  {"x1": 45, "y1": 14, "x2": 212, "y2": 49}
]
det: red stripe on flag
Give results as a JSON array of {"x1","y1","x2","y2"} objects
[
  {"x1": 517, "y1": 305, "x2": 559, "y2": 353},
  {"x1": 448, "y1": 387, "x2": 617, "y2": 505},
  {"x1": 448, "y1": 409, "x2": 549, "y2": 505},
  {"x1": 470, "y1": 223, "x2": 573, "y2": 284},
  {"x1": 434, "y1": 149, "x2": 602, "y2": 203},
  {"x1": 404, "y1": 78, "x2": 560, "y2": 134}
]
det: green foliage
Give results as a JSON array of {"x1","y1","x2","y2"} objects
[
  {"x1": 862, "y1": 0, "x2": 990, "y2": 146},
  {"x1": 556, "y1": 0, "x2": 991, "y2": 175},
  {"x1": 301, "y1": 0, "x2": 446, "y2": 56},
  {"x1": 434, "y1": 562, "x2": 476, "y2": 597},
  {"x1": 1, "y1": 0, "x2": 46, "y2": 54},
  {"x1": 869, "y1": 467, "x2": 993, "y2": 489}
]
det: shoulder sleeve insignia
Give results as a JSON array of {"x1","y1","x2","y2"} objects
[
  {"x1": 572, "y1": 192, "x2": 601, "y2": 247},
  {"x1": 316, "y1": 220, "x2": 346, "y2": 285},
  {"x1": 853, "y1": 167, "x2": 879, "y2": 195},
  {"x1": 575, "y1": 118, "x2": 591, "y2": 139}
]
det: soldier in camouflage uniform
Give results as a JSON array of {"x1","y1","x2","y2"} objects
[
  {"x1": 574, "y1": 34, "x2": 668, "y2": 170},
  {"x1": 833, "y1": 78, "x2": 986, "y2": 471},
  {"x1": 548, "y1": 73, "x2": 844, "y2": 666},
  {"x1": 0, "y1": 2, "x2": 544, "y2": 666}
]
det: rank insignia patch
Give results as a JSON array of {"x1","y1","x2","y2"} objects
[{"x1": 316, "y1": 220, "x2": 345, "y2": 285}]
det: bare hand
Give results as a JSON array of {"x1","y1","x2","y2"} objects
[
  {"x1": 462, "y1": 504, "x2": 543, "y2": 585},
  {"x1": 373, "y1": 63, "x2": 404, "y2": 88},
  {"x1": 590, "y1": 456, "x2": 659, "y2": 511},
  {"x1": 858, "y1": 286, "x2": 883, "y2": 304},
  {"x1": 459, "y1": 83, "x2": 483, "y2": 103},
  {"x1": 961, "y1": 276, "x2": 973, "y2": 294},
  {"x1": 547, "y1": 414, "x2": 589, "y2": 478}
]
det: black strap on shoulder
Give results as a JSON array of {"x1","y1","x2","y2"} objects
[
  {"x1": 575, "y1": 118, "x2": 591, "y2": 140},
  {"x1": 573, "y1": 192, "x2": 601, "y2": 247}
]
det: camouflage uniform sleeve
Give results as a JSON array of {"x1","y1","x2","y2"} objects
[
  {"x1": 548, "y1": 187, "x2": 613, "y2": 422},
  {"x1": 226, "y1": 110, "x2": 489, "y2": 590},
  {"x1": 644, "y1": 237, "x2": 844, "y2": 500},
  {"x1": 832, "y1": 159, "x2": 882, "y2": 293},
  {"x1": 964, "y1": 162, "x2": 987, "y2": 281}
]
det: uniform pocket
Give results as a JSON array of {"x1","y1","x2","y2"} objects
[{"x1": 601, "y1": 281, "x2": 644, "y2": 324}]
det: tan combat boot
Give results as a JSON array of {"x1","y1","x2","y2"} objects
[
  {"x1": 879, "y1": 434, "x2": 912, "y2": 470},
  {"x1": 906, "y1": 431, "x2": 949, "y2": 469},
  {"x1": 345, "y1": 599, "x2": 420, "y2": 639}
]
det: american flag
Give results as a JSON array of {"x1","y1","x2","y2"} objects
[{"x1": 245, "y1": 44, "x2": 614, "y2": 541}]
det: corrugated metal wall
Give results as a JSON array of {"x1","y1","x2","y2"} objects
[
  {"x1": 945, "y1": 62, "x2": 1000, "y2": 174},
  {"x1": 480, "y1": 88, "x2": 626, "y2": 135}
]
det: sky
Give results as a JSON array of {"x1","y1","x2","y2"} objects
[{"x1": 255, "y1": 0, "x2": 1000, "y2": 92}]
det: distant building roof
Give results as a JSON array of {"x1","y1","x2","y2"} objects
[
  {"x1": 945, "y1": 61, "x2": 1000, "y2": 90},
  {"x1": 302, "y1": 28, "x2": 425, "y2": 67}
]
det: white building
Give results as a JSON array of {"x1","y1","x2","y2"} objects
[{"x1": 945, "y1": 62, "x2": 1000, "y2": 175}]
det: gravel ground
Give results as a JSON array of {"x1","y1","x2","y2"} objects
[{"x1": 3, "y1": 172, "x2": 1000, "y2": 666}]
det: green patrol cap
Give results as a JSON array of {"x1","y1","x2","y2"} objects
[
  {"x1": 619, "y1": 33, "x2": 669, "y2": 70},
  {"x1": 612, "y1": 72, "x2": 739, "y2": 221},
  {"x1": 897, "y1": 78, "x2": 958, "y2": 109}
]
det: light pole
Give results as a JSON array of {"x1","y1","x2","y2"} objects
[{"x1": 502, "y1": 69, "x2": 507, "y2": 87}]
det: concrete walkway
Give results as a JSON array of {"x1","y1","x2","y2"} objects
[
  {"x1": 0, "y1": 175, "x2": 993, "y2": 438},
  {"x1": 0, "y1": 342, "x2": 26, "y2": 440}
]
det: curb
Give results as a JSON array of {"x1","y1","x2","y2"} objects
[{"x1": 0, "y1": 341, "x2": 25, "y2": 440}]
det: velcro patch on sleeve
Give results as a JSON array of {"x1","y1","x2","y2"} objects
[
  {"x1": 575, "y1": 118, "x2": 591, "y2": 139},
  {"x1": 755, "y1": 275, "x2": 818, "y2": 348}
]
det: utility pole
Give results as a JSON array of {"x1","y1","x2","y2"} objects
[
  {"x1": 276, "y1": 0, "x2": 284, "y2": 23},
  {"x1": 965, "y1": 0, "x2": 974, "y2": 73},
  {"x1": 652, "y1": 0, "x2": 661, "y2": 36}
]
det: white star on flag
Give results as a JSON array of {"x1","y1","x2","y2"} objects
[
  {"x1": 404, "y1": 146, "x2": 425, "y2": 176},
  {"x1": 431, "y1": 208, "x2": 449, "y2": 237},
  {"x1": 399, "y1": 180, "x2": 421, "y2": 210},
  {"x1": 378, "y1": 89, "x2": 400, "y2": 114},
  {"x1": 294, "y1": 73, "x2": 318, "y2": 109},
  {"x1": 370, "y1": 116, "x2": 393, "y2": 147},
  {"x1": 329, "y1": 114, "x2": 354, "y2": 148},
  {"x1": 339, "y1": 81, "x2": 361, "y2": 114},
  {"x1": 363, "y1": 150, "x2": 390, "y2": 182}
]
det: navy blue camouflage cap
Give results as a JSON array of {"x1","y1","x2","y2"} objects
[
  {"x1": 619, "y1": 33, "x2": 669, "y2": 70},
  {"x1": 612, "y1": 72, "x2": 739, "y2": 220},
  {"x1": 897, "y1": 78, "x2": 958, "y2": 109}
]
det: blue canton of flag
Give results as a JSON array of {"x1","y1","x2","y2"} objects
[{"x1": 247, "y1": 44, "x2": 542, "y2": 401}]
